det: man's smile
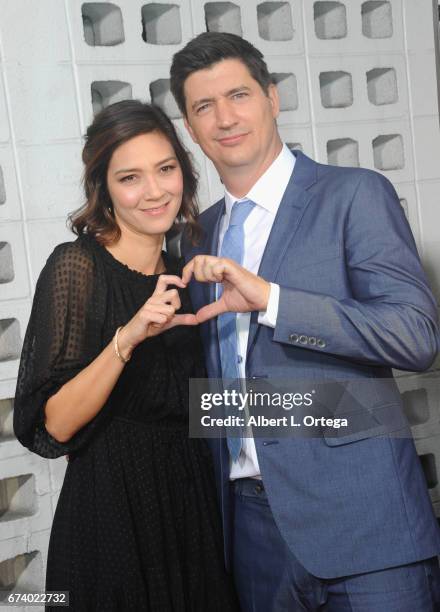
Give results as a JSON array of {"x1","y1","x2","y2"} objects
[{"x1": 216, "y1": 133, "x2": 249, "y2": 146}]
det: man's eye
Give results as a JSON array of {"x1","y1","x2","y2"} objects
[
  {"x1": 232, "y1": 92, "x2": 247, "y2": 99},
  {"x1": 196, "y1": 103, "x2": 210, "y2": 114}
]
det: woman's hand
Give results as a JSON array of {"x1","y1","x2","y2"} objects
[{"x1": 117, "y1": 275, "x2": 198, "y2": 358}]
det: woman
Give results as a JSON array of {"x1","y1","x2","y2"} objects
[{"x1": 13, "y1": 100, "x2": 239, "y2": 611}]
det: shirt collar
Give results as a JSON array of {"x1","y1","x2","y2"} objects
[{"x1": 224, "y1": 143, "x2": 296, "y2": 216}]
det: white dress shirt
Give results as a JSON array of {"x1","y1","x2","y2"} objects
[{"x1": 217, "y1": 144, "x2": 296, "y2": 479}]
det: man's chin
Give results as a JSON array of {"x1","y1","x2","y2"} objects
[{"x1": 220, "y1": 154, "x2": 255, "y2": 169}]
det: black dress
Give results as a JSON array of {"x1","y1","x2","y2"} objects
[{"x1": 13, "y1": 235, "x2": 239, "y2": 611}]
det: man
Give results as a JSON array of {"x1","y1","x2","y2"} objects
[{"x1": 170, "y1": 32, "x2": 440, "y2": 611}]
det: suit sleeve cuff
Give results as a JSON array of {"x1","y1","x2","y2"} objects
[{"x1": 258, "y1": 283, "x2": 280, "y2": 328}]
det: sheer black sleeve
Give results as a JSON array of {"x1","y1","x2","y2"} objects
[{"x1": 13, "y1": 239, "x2": 107, "y2": 458}]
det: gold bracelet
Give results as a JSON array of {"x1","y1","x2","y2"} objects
[{"x1": 114, "y1": 326, "x2": 131, "y2": 364}]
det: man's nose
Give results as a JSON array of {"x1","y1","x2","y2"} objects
[{"x1": 215, "y1": 100, "x2": 237, "y2": 129}]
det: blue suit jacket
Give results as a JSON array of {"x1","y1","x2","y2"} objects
[{"x1": 182, "y1": 150, "x2": 440, "y2": 578}]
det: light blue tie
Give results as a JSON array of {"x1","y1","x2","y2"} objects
[{"x1": 217, "y1": 199, "x2": 255, "y2": 461}]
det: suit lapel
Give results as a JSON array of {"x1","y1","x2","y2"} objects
[
  {"x1": 206, "y1": 198, "x2": 225, "y2": 302},
  {"x1": 204, "y1": 199, "x2": 225, "y2": 377},
  {"x1": 246, "y1": 152, "x2": 318, "y2": 359}
]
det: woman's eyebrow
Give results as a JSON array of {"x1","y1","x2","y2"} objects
[{"x1": 114, "y1": 157, "x2": 177, "y2": 175}]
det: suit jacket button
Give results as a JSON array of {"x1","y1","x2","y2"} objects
[
  {"x1": 308, "y1": 336, "x2": 317, "y2": 346},
  {"x1": 317, "y1": 339, "x2": 326, "y2": 348},
  {"x1": 290, "y1": 333, "x2": 299, "y2": 343},
  {"x1": 299, "y1": 335, "x2": 308, "y2": 344}
]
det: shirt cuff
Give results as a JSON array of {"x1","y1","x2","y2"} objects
[{"x1": 257, "y1": 283, "x2": 280, "y2": 328}]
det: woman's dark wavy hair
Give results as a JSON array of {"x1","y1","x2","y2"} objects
[{"x1": 69, "y1": 100, "x2": 200, "y2": 244}]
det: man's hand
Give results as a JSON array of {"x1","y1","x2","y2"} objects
[{"x1": 182, "y1": 256, "x2": 271, "y2": 323}]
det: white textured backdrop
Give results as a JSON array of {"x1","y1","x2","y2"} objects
[{"x1": 0, "y1": 1, "x2": 440, "y2": 607}]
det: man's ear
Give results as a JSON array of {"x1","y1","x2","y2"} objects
[
  {"x1": 267, "y1": 83, "x2": 280, "y2": 119},
  {"x1": 183, "y1": 116, "x2": 199, "y2": 145}
]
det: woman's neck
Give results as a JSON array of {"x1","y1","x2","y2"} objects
[{"x1": 107, "y1": 230, "x2": 165, "y2": 276}]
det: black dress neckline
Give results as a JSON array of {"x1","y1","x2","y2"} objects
[{"x1": 81, "y1": 233, "x2": 174, "y2": 283}]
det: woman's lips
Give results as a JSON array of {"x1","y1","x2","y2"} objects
[{"x1": 140, "y1": 202, "x2": 169, "y2": 216}]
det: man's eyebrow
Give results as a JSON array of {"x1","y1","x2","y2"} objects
[
  {"x1": 227, "y1": 86, "x2": 251, "y2": 95},
  {"x1": 191, "y1": 96, "x2": 214, "y2": 111},
  {"x1": 191, "y1": 86, "x2": 251, "y2": 111}
]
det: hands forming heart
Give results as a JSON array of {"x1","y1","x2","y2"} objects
[
  {"x1": 116, "y1": 257, "x2": 271, "y2": 358},
  {"x1": 181, "y1": 255, "x2": 271, "y2": 323}
]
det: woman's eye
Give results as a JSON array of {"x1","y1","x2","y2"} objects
[
  {"x1": 160, "y1": 165, "x2": 176, "y2": 173},
  {"x1": 120, "y1": 175, "x2": 136, "y2": 183}
]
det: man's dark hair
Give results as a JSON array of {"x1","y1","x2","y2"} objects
[{"x1": 170, "y1": 32, "x2": 272, "y2": 117}]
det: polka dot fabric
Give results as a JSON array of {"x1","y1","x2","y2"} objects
[{"x1": 14, "y1": 235, "x2": 239, "y2": 611}]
